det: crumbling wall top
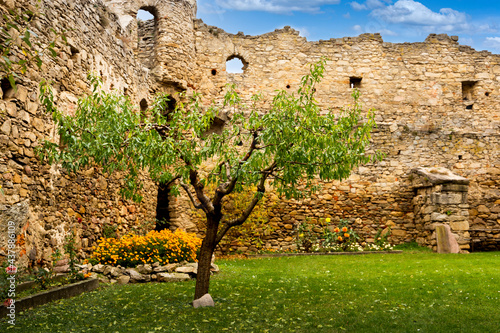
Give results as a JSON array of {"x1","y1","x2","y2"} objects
[{"x1": 411, "y1": 167, "x2": 470, "y2": 188}]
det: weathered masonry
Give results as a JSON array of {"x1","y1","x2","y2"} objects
[{"x1": 1, "y1": 0, "x2": 499, "y2": 266}]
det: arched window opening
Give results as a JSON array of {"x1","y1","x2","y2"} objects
[
  {"x1": 137, "y1": 7, "x2": 158, "y2": 69},
  {"x1": 139, "y1": 98, "x2": 148, "y2": 122},
  {"x1": 162, "y1": 95, "x2": 177, "y2": 118},
  {"x1": 140, "y1": 98, "x2": 148, "y2": 112},
  {"x1": 226, "y1": 55, "x2": 248, "y2": 74}
]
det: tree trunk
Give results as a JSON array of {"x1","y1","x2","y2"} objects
[{"x1": 194, "y1": 216, "x2": 219, "y2": 300}]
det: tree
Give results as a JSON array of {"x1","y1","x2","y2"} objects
[{"x1": 39, "y1": 59, "x2": 381, "y2": 301}]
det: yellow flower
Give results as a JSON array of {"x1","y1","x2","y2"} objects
[{"x1": 325, "y1": 218, "x2": 331, "y2": 223}]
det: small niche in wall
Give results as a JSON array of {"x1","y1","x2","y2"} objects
[
  {"x1": 461, "y1": 81, "x2": 477, "y2": 101},
  {"x1": 485, "y1": 92, "x2": 490, "y2": 97},
  {"x1": 350, "y1": 77, "x2": 362, "y2": 89},
  {"x1": 70, "y1": 45, "x2": 79, "y2": 60},
  {"x1": 211, "y1": 69, "x2": 217, "y2": 76},
  {"x1": 286, "y1": 84, "x2": 291, "y2": 89},
  {"x1": 1, "y1": 78, "x2": 13, "y2": 100},
  {"x1": 465, "y1": 104, "x2": 473, "y2": 110},
  {"x1": 226, "y1": 55, "x2": 248, "y2": 74}
]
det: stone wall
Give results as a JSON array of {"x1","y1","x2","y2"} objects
[
  {"x1": 188, "y1": 21, "x2": 500, "y2": 251},
  {"x1": 0, "y1": 0, "x2": 162, "y2": 267},
  {"x1": 1, "y1": 0, "x2": 499, "y2": 268}
]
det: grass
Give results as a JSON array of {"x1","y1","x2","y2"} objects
[{"x1": 2, "y1": 251, "x2": 500, "y2": 332}]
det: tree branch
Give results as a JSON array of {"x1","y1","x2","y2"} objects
[
  {"x1": 180, "y1": 182, "x2": 204, "y2": 211},
  {"x1": 215, "y1": 161, "x2": 276, "y2": 244}
]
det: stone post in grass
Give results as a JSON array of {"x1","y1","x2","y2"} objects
[{"x1": 411, "y1": 167, "x2": 470, "y2": 253}]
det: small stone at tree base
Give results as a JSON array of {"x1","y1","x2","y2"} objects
[{"x1": 193, "y1": 293, "x2": 214, "y2": 308}]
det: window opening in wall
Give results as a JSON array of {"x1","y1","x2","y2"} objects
[
  {"x1": 155, "y1": 183, "x2": 170, "y2": 231},
  {"x1": 226, "y1": 55, "x2": 247, "y2": 74},
  {"x1": 137, "y1": 7, "x2": 157, "y2": 70},
  {"x1": 211, "y1": 69, "x2": 217, "y2": 76},
  {"x1": 485, "y1": 92, "x2": 490, "y2": 97},
  {"x1": 286, "y1": 84, "x2": 291, "y2": 89},
  {"x1": 462, "y1": 81, "x2": 477, "y2": 100},
  {"x1": 458, "y1": 155, "x2": 463, "y2": 160},
  {"x1": 137, "y1": 9, "x2": 154, "y2": 20},
  {"x1": 140, "y1": 98, "x2": 148, "y2": 114},
  {"x1": 350, "y1": 77, "x2": 362, "y2": 89},
  {"x1": 466, "y1": 104, "x2": 473, "y2": 110}
]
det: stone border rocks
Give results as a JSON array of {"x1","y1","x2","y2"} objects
[{"x1": 89, "y1": 262, "x2": 220, "y2": 285}]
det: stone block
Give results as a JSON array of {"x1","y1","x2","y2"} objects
[
  {"x1": 193, "y1": 294, "x2": 214, "y2": 308},
  {"x1": 116, "y1": 275, "x2": 130, "y2": 284},
  {"x1": 431, "y1": 212, "x2": 448, "y2": 221},
  {"x1": 449, "y1": 221, "x2": 469, "y2": 231},
  {"x1": 176, "y1": 266, "x2": 197, "y2": 274},
  {"x1": 157, "y1": 273, "x2": 191, "y2": 282},
  {"x1": 432, "y1": 193, "x2": 463, "y2": 205},
  {"x1": 442, "y1": 184, "x2": 468, "y2": 192},
  {"x1": 435, "y1": 224, "x2": 459, "y2": 254},
  {"x1": 126, "y1": 268, "x2": 145, "y2": 282},
  {"x1": 391, "y1": 229, "x2": 406, "y2": 237}
]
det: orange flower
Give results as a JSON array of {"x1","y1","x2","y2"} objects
[
  {"x1": 344, "y1": 233, "x2": 350, "y2": 238},
  {"x1": 334, "y1": 227, "x2": 340, "y2": 233},
  {"x1": 338, "y1": 236, "x2": 343, "y2": 241},
  {"x1": 342, "y1": 227, "x2": 348, "y2": 232}
]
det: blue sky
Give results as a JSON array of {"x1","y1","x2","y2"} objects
[
  {"x1": 138, "y1": 1, "x2": 500, "y2": 71},
  {"x1": 194, "y1": 0, "x2": 500, "y2": 53}
]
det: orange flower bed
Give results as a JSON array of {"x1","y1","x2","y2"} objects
[{"x1": 89, "y1": 229, "x2": 202, "y2": 267}]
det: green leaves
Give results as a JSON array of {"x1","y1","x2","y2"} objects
[
  {"x1": 38, "y1": 58, "x2": 380, "y2": 250},
  {"x1": 0, "y1": 3, "x2": 66, "y2": 90}
]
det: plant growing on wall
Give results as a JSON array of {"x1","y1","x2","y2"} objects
[
  {"x1": 0, "y1": 1, "x2": 65, "y2": 90},
  {"x1": 38, "y1": 58, "x2": 382, "y2": 302}
]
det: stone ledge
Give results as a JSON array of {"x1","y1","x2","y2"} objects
[
  {"x1": 0, "y1": 278, "x2": 99, "y2": 318},
  {"x1": 411, "y1": 167, "x2": 469, "y2": 188}
]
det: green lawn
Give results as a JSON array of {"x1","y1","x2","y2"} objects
[{"x1": 2, "y1": 251, "x2": 500, "y2": 332}]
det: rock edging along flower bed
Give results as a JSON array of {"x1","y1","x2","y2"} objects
[
  {"x1": 0, "y1": 278, "x2": 99, "y2": 319},
  {"x1": 247, "y1": 250, "x2": 403, "y2": 258},
  {"x1": 88, "y1": 261, "x2": 220, "y2": 285}
]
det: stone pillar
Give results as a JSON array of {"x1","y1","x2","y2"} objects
[{"x1": 411, "y1": 167, "x2": 470, "y2": 252}]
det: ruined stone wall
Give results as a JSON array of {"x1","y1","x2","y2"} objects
[
  {"x1": 0, "y1": 0, "x2": 163, "y2": 267},
  {"x1": 189, "y1": 22, "x2": 500, "y2": 250},
  {"x1": 103, "y1": 0, "x2": 197, "y2": 90},
  {"x1": 2, "y1": 0, "x2": 499, "y2": 263}
]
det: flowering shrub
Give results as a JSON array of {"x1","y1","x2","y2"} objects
[
  {"x1": 89, "y1": 229, "x2": 202, "y2": 267},
  {"x1": 322, "y1": 219, "x2": 359, "y2": 251},
  {"x1": 365, "y1": 228, "x2": 393, "y2": 251}
]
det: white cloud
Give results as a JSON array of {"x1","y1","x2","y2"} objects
[
  {"x1": 353, "y1": 24, "x2": 396, "y2": 36},
  {"x1": 485, "y1": 37, "x2": 500, "y2": 48},
  {"x1": 343, "y1": 12, "x2": 351, "y2": 19},
  {"x1": 350, "y1": 0, "x2": 391, "y2": 11},
  {"x1": 371, "y1": 0, "x2": 466, "y2": 26},
  {"x1": 214, "y1": 0, "x2": 341, "y2": 14},
  {"x1": 353, "y1": 24, "x2": 363, "y2": 33},
  {"x1": 291, "y1": 26, "x2": 310, "y2": 37},
  {"x1": 350, "y1": 2, "x2": 367, "y2": 11}
]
